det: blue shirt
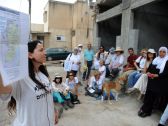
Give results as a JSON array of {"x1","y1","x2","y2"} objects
[{"x1": 84, "y1": 49, "x2": 94, "y2": 61}]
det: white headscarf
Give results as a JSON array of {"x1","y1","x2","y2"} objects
[{"x1": 152, "y1": 47, "x2": 168, "y2": 73}]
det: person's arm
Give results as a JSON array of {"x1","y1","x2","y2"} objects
[
  {"x1": 143, "y1": 61, "x2": 148, "y2": 73},
  {"x1": 92, "y1": 50, "x2": 95, "y2": 63},
  {"x1": 0, "y1": 74, "x2": 12, "y2": 94},
  {"x1": 134, "y1": 56, "x2": 141, "y2": 70},
  {"x1": 74, "y1": 77, "x2": 79, "y2": 95},
  {"x1": 63, "y1": 82, "x2": 70, "y2": 91}
]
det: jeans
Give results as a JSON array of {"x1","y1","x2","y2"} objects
[
  {"x1": 159, "y1": 104, "x2": 168, "y2": 125},
  {"x1": 128, "y1": 71, "x2": 142, "y2": 88},
  {"x1": 83, "y1": 61, "x2": 93, "y2": 80}
]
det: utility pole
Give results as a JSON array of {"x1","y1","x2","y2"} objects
[
  {"x1": 28, "y1": 0, "x2": 31, "y2": 40},
  {"x1": 29, "y1": 0, "x2": 31, "y2": 21}
]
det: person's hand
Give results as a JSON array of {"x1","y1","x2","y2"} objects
[
  {"x1": 137, "y1": 68, "x2": 142, "y2": 71},
  {"x1": 153, "y1": 74, "x2": 158, "y2": 78},
  {"x1": 63, "y1": 90, "x2": 68, "y2": 96},
  {"x1": 147, "y1": 73, "x2": 158, "y2": 79},
  {"x1": 123, "y1": 67, "x2": 128, "y2": 72}
]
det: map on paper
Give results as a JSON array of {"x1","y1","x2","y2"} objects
[{"x1": 0, "y1": 6, "x2": 29, "y2": 86}]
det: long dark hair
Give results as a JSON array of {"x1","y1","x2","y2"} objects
[
  {"x1": 8, "y1": 40, "x2": 49, "y2": 114},
  {"x1": 147, "y1": 52, "x2": 156, "y2": 61},
  {"x1": 97, "y1": 45, "x2": 105, "y2": 60}
]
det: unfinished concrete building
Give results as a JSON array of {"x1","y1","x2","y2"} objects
[{"x1": 94, "y1": 0, "x2": 168, "y2": 54}]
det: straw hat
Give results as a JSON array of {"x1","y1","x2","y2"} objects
[
  {"x1": 147, "y1": 49, "x2": 156, "y2": 54},
  {"x1": 115, "y1": 47, "x2": 124, "y2": 52}
]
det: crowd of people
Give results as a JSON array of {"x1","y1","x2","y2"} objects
[{"x1": 0, "y1": 40, "x2": 168, "y2": 126}]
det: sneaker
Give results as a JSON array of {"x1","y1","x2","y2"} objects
[
  {"x1": 67, "y1": 100, "x2": 74, "y2": 108},
  {"x1": 93, "y1": 94, "x2": 98, "y2": 98},
  {"x1": 73, "y1": 100, "x2": 81, "y2": 104},
  {"x1": 96, "y1": 96, "x2": 101, "y2": 100}
]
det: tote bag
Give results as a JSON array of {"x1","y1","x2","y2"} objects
[{"x1": 64, "y1": 60, "x2": 72, "y2": 71}]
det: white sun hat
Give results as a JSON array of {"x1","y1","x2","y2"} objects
[{"x1": 148, "y1": 49, "x2": 156, "y2": 54}]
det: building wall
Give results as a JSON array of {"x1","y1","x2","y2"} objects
[
  {"x1": 98, "y1": 15, "x2": 122, "y2": 50},
  {"x1": 133, "y1": 1, "x2": 168, "y2": 52},
  {"x1": 95, "y1": 0, "x2": 168, "y2": 55},
  {"x1": 31, "y1": 24, "x2": 44, "y2": 32},
  {"x1": 44, "y1": 3, "x2": 49, "y2": 32},
  {"x1": 72, "y1": 1, "x2": 94, "y2": 49},
  {"x1": 31, "y1": 34, "x2": 50, "y2": 47},
  {"x1": 46, "y1": 2, "x2": 73, "y2": 49},
  {"x1": 42, "y1": 0, "x2": 94, "y2": 50}
]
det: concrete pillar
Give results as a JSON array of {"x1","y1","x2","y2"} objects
[
  {"x1": 93, "y1": 22, "x2": 100, "y2": 51},
  {"x1": 116, "y1": 35, "x2": 121, "y2": 47},
  {"x1": 128, "y1": 29, "x2": 139, "y2": 53},
  {"x1": 121, "y1": 8, "x2": 135, "y2": 55}
]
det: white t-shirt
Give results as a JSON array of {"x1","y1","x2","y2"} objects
[
  {"x1": 8, "y1": 72, "x2": 54, "y2": 126},
  {"x1": 89, "y1": 76, "x2": 103, "y2": 90},
  {"x1": 66, "y1": 53, "x2": 80, "y2": 71},
  {"x1": 99, "y1": 65, "x2": 106, "y2": 80},
  {"x1": 111, "y1": 54, "x2": 124, "y2": 69},
  {"x1": 65, "y1": 77, "x2": 78, "y2": 90},
  {"x1": 136, "y1": 56, "x2": 146, "y2": 69},
  {"x1": 96, "y1": 52, "x2": 107, "y2": 61},
  {"x1": 52, "y1": 82, "x2": 69, "y2": 93}
]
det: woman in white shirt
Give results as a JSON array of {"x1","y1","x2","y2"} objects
[
  {"x1": 85, "y1": 71, "x2": 103, "y2": 98},
  {"x1": 0, "y1": 40, "x2": 56, "y2": 126},
  {"x1": 94, "y1": 46, "x2": 108, "y2": 70},
  {"x1": 66, "y1": 47, "x2": 81, "y2": 76},
  {"x1": 65, "y1": 72, "x2": 80, "y2": 104}
]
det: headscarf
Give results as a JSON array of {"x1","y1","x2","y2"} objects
[
  {"x1": 152, "y1": 47, "x2": 168, "y2": 73},
  {"x1": 109, "y1": 47, "x2": 115, "y2": 54}
]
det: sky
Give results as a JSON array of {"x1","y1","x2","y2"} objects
[{"x1": 0, "y1": 0, "x2": 78, "y2": 24}]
